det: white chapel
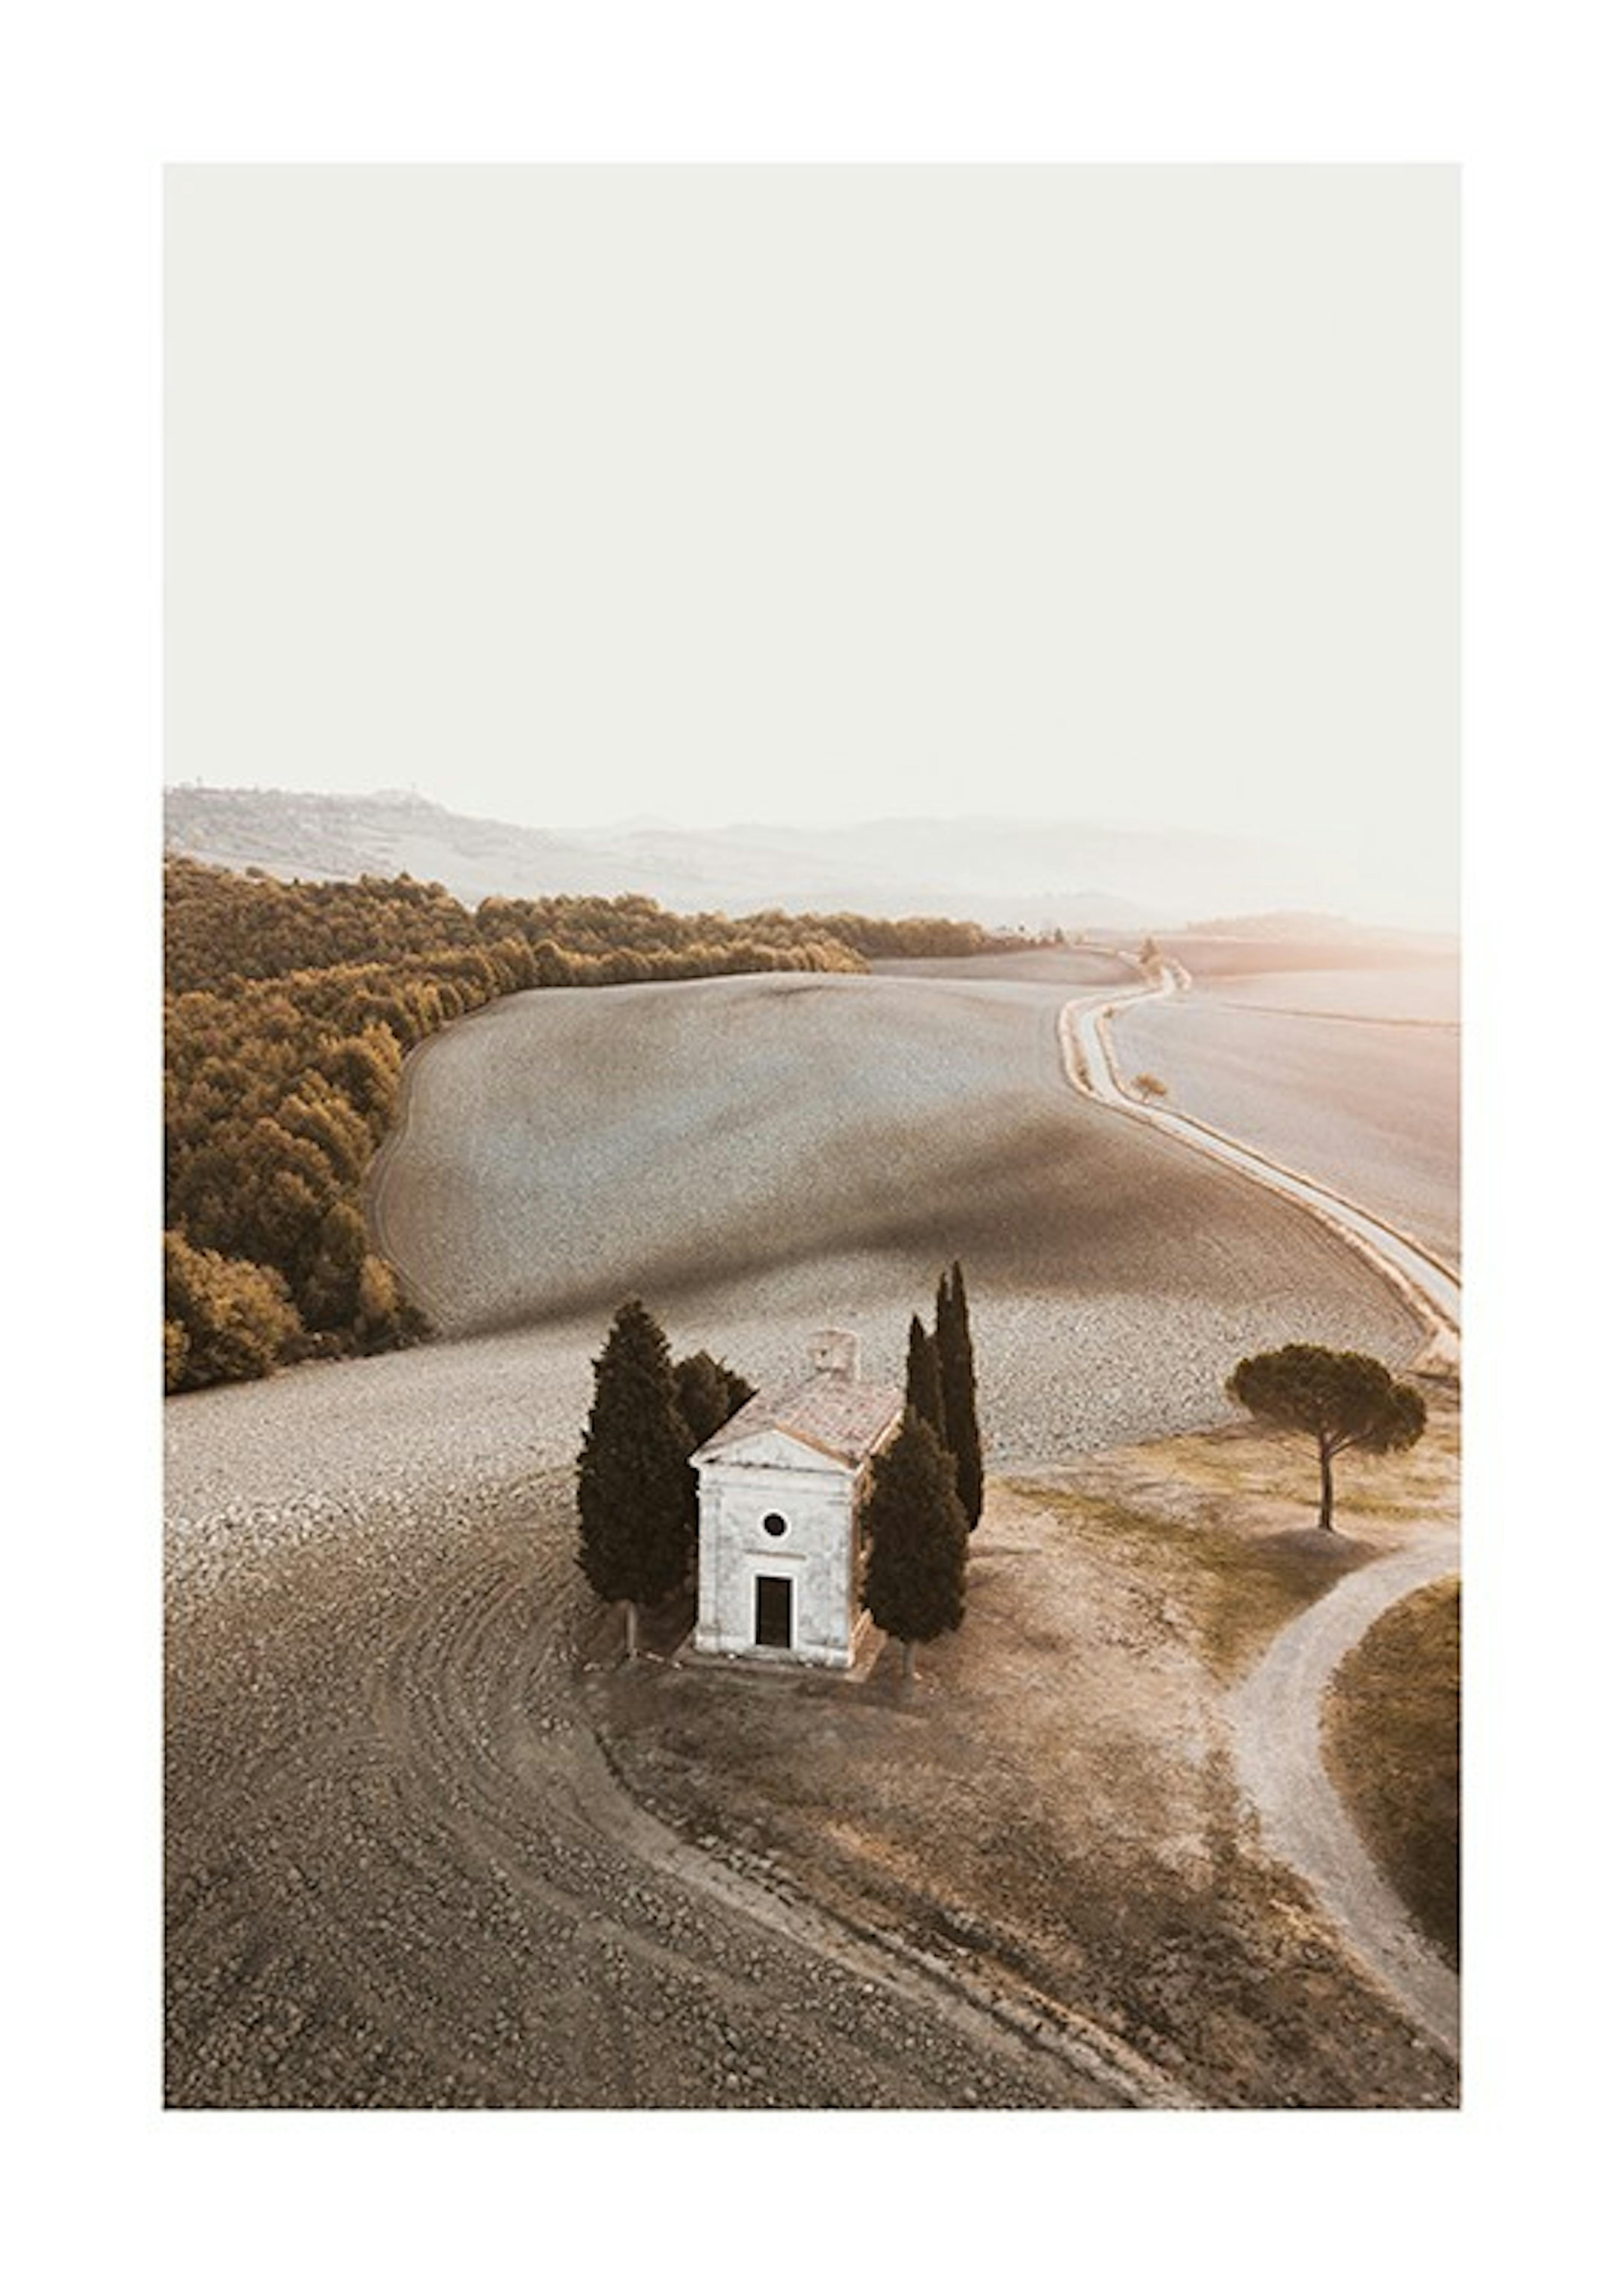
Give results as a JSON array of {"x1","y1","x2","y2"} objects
[{"x1": 691, "y1": 1330, "x2": 902, "y2": 1668}]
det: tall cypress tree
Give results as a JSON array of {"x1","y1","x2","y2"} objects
[
  {"x1": 934, "y1": 1260, "x2": 985, "y2": 1529},
  {"x1": 904, "y1": 1312, "x2": 946, "y2": 1439},
  {"x1": 861, "y1": 1410, "x2": 968, "y2": 1691},
  {"x1": 576, "y1": 1299, "x2": 694, "y2": 1655}
]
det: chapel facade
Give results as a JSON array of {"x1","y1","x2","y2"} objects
[{"x1": 690, "y1": 1330, "x2": 902, "y2": 1668}]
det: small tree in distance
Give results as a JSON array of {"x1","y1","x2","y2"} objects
[
  {"x1": 576, "y1": 1299, "x2": 695, "y2": 1654},
  {"x1": 861, "y1": 1411, "x2": 969, "y2": 1693},
  {"x1": 1226, "y1": 1344, "x2": 1427, "y2": 1531}
]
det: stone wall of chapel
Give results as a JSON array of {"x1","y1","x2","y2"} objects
[{"x1": 696, "y1": 1460, "x2": 858, "y2": 1667}]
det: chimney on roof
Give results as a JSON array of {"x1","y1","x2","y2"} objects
[{"x1": 808, "y1": 1328, "x2": 859, "y2": 1382}]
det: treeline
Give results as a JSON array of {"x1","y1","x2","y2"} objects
[
  {"x1": 165, "y1": 858, "x2": 1021, "y2": 995},
  {"x1": 164, "y1": 860, "x2": 1017, "y2": 1396}
]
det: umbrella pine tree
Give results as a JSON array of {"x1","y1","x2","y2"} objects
[{"x1": 1226, "y1": 1344, "x2": 1427, "y2": 1531}]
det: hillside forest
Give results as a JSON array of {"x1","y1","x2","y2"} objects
[{"x1": 164, "y1": 858, "x2": 1022, "y2": 1394}]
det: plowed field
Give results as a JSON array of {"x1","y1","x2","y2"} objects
[
  {"x1": 1111, "y1": 981, "x2": 1459, "y2": 1267},
  {"x1": 167, "y1": 958, "x2": 1454, "y2": 2108},
  {"x1": 370, "y1": 969, "x2": 1422, "y2": 1458}
]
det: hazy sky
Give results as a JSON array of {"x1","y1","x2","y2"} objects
[{"x1": 166, "y1": 166, "x2": 1457, "y2": 926}]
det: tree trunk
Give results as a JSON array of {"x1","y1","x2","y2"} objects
[
  {"x1": 901, "y1": 1639, "x2": 917, "y2": 1692},
  {"x1": 1318, "y1": 1438, "x2": 1336, "y2": 1531},
  {"x1": 625, "y1": 1599, "x2": 640, "y2": 1658}
]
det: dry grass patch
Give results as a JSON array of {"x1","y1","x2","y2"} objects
[
  {"x1": 1007, "y1": 1480, "x2": 1377, "y2": 1679},
  {"x1": 1009, "y1": 1382, "x2": 1457, "y2": 1680},
  {"x1": 1322, "y1": 1575, "x2": 1460, "y2": 1967},
  {"x1": 591, "y1": 1418, "x2": 1462, "y2": 2108}
]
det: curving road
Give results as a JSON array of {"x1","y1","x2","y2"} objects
[
  {"x1": 1063, "y1": 961, "x2": 1460, "y2": 2043},
  {"x1": 1062, "y1": 965, "x2": 1460, "y2": 1363},
  {"x1": 167, "y1": 956, "x2": 1459, "y2": 2104},
  {"x1": 1229, "y1": 1536, "x2": 1462, "y2": 2055}
]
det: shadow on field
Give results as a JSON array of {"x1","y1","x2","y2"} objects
[{"x1": 442, "y1": 1110, "x2": 1308, "y2": 1339}]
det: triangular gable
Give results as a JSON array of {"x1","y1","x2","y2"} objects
[{"x1": 691, "y1": 1424, "x2": 853, "y2": 1476}]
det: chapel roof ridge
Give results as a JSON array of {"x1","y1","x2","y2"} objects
[{"x1": 693, "y1": 1333, "x2": 903, "y2": 1469}]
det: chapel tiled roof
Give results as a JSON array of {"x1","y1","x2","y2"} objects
[{"x1": 694, "y1": 1368, "x2": 903, "y2": 1470}]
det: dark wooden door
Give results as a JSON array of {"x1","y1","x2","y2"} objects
[{"x1": 754, "y1": 1575, "x2": 792, "y2": 1649}]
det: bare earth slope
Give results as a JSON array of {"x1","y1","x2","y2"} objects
[
  {"x1": 1112, "y1": 976, "x2": 1459, "y2": 1267},
  {"x1": 371, "y1": 969, "x2": 1421, "y2": 1458},
  {"x1": 167, "y1": 960, "x2": 1453, "y2": 2108},
  {"x1": 167, "y1": 1469, "x2": 1136, "y2": 2108}
]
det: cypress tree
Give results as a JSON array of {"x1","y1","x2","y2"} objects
[
  {"x1": 672, "y1": 1348, "x2": 755, "y2": 1447},
  {"x1": 861, "y1": 1410, "x2": 969, "y2": 1691},
  {"x1": 576, "y1": 1299, "x2": 694, "y2": 1655},
  {"x1": 934, "y1": 1260, "x2": 985, "y2": 1529},
  {"x1": 904, "y1": 1312, "x2": 946, "y2": 1438}
]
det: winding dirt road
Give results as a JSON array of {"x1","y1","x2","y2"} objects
[
  {"x1": 1064, "y1": 962, "x2": 1460, "y2": 2039},
  {"x1": 1229, "y1": 1535, "x2": 1462, "y2": 2055},
  {"x1": 167, "y1": 955, "x2": 1458, "y2": 2104},
  {"x1": 1062, "y1": 966, "x2": 1460, "y2": 1361}
]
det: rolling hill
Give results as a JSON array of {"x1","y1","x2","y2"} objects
[{"x1": 163, "y1": 782, "x2": 1342, "y2": 933}]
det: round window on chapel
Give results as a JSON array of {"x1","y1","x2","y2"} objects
[{"x1": 763, "y1": 1512, "x2": 787, "y2": 1539}]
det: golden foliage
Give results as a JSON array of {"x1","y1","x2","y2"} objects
[{"x1": 164, "y1": 858, "x2": 1019, "y2": 1392}]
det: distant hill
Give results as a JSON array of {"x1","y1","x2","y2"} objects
[
  {"x1": 163, "y1": 784, "x2": 1349, "y2": 933},
  {"x1": 1162, "y1": 909, "x2": 1455, "y2": 952}
]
